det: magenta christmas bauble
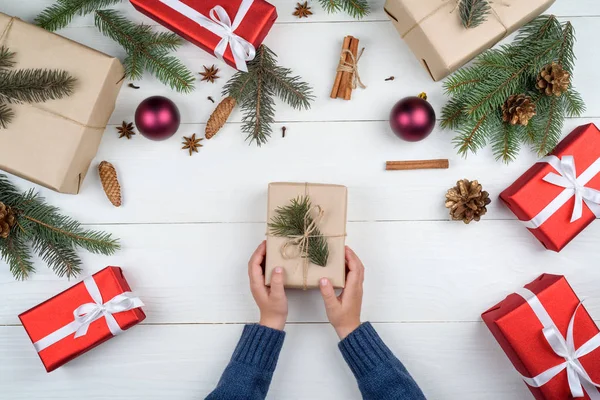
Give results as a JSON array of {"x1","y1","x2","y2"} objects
[
  {"x1": 389, "y1": 94, "x2": 436, "y2": 142},
  {"x1": 134, "y1": 96, "x2": 181, "y2": 141}
]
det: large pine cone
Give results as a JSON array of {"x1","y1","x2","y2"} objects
[
  {"x1": 445, "y1": 179, "x2": 491, "y2": 224},
  {"x1": 537, "y1": 63, "x2": 570, "y2": 97},
  {"x1": 502, "y1": 94, "x2": 536, "y2": 126},
  {"x1": 0, "y1": 202, "x2": 16, "y2": 239}
]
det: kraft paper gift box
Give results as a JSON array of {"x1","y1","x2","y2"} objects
[
  {"x1": 0, "y1": 13, "x2": 124, "y2": 194},
  {"x1": 383, "y1": 0, "x2": 555, "y2": 81},
  {"x1": 19, "y1": 267, "x2": 145, "y2": 372},
  {"x1": 500, "y1": 124, "x2": 600, "y2": 252},
  {"x1": 130, "y1": 0, "x2": 277, "y2": 71},
  {"x1": 482, "y1": 274, "x2": 600, "y2": 400},
  {"x1": 266, "y1": 182, "x2": 347, "y2": 290}
]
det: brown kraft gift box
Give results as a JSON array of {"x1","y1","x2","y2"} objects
[
  {"x1": 383, "y1": 0, "x2": 555, "y2": 81},
  {"x1": 0, "y1": 13, "x2": 124, "y2": 194},
  {"x1": 266, "y1": 183, "x2": 347, "y2": 290}
]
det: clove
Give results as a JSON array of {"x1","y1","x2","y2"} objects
[
  {"x1": 207, "y1": 96, "x2": 215, "y2": 103},
  {"x1": 128, "y1": 83, "x2": 140, "y2": 89},
  {"x1": 385, "y1": 76, "x2": 395, "y2": 81},
  {"x1": 282, "y1": 126, "x2": 287, "y2": 138}
]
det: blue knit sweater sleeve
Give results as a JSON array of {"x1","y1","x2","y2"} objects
[
  {"x1": 339, "y1": 322, "x2": 427, "y2": 400},
  {"x1": 205, "y1": 324, "x2": 285, "y2": 400}
]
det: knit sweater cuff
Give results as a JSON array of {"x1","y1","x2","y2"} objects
[
  {"x1": 338, "y1": 322, "x2": 394, "y2": 378},
  {"x1": 231, "y1": 324, "x2": 286, "y2": 373}
]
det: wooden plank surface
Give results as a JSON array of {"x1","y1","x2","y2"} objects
[
  {"x1": 0, "y1": 323, "x2": 532, "y2": 400},
  {"x1": 1, "y1": 1, "x2": 599, "y2": 399}
]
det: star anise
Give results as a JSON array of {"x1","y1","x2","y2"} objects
[
  {"x1": 182, "y1": 134, "x2": 203, "y2": 156},
  {"x1": 200, "y1": 65, "x2": 220, "y2": 83},
  {"x1": 117, "y1": 121, "x2": 135, "y2": 139},
  {"x1": 293, "y1": 2, "x2": 313, "y2": 18}
]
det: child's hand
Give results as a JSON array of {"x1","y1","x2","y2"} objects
[
  {"x1": 319, "y1": 246, "x2": 364, "y2": 339},
  {"x1": 248, "y1": 241, "x2": 288, "y2": 331}
]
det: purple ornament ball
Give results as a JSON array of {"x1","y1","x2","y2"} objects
[
  {"x1": 389, "y1": 94, "x2": 436, "y2": 142},
  {"x1": 135, "y1": 96, "x2": 181, "y2": 141}
]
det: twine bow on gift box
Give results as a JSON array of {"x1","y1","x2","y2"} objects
[
  {"x1": 32, "y1": 276, "x2": 144, "y2": 352},
  {"x1": 516, "y1": 288, "x2": 600, "y2": 398},
  {"x1": 268, "y1": 191, "x2": 346, "y2": 290},
  {"x1": 523, "y1": 155, "x2": 600, "y2": 229},
  {"x1": 159, "y1": 0, "x2": 256, "y2": 72}
]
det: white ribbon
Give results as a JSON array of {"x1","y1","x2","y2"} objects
[
  {"x1": 516, "y1": 288, "x2": 600, "y2": 398},
  {"x1": 159, "y1": 0, "x2": 256, "y2": 72},
  {"x1": 524, "y1": 155, "x2": 600, "y2": 229},
  {"x1": 33, "y1": 276, "x2": 144, "y2": 353}
]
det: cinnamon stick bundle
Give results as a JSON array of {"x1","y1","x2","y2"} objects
[
  {"x1": 386, "y1": 159, "x2": 450, "y2": 171},
  {"x1": 330, "y1": 35, "x2": 360, "y2": 100}
]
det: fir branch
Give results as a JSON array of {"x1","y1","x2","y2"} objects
[
  {"x1": 317, "y1": 0, "x2": 369, "y2": 18},
  {"x1": 442, "y1": 15, "x2": 584, "y2": 162},
  {"x1": 459, "y1": 0, "x2": 491, "y2": 29},
  {"x1": 94, "y1": 9, "x2": 195, "y2": 93},
  {"x1": 0, "y1": 69, "x2": 76, "y2": 104},
  {"x1": 35, "y1": 0, "x2": 121, "y2": 31},
  {"x1": 0, "y1": 46, "x2": 16, "y2": 70},
  {"x1": 0, "y1": 175, "x2": 120, "y2": 280},
  {"x1": 0, "y1": 103, "x2": 14, "y2": 129},
  {"x1": 268, "y1": 196, "x2": 329, "y2": 267},
  {"x1": 0, "y1": 233, "x2": 35, "y2": 280},
  {"x1": 32, "y1": 237, "x2": 82, "y2": 278},
  {"x1": 223, "y1": 45, "x2": 314, "y2": 146},
  {"x1": 492, "y1": 123, "x2": 521, "y2": 163}
]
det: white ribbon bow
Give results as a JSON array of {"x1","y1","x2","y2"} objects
[
  {"x1": 33, "y1": 276, "x2": 144, "y2": 353},
  {"x1": 160, "y1": 0, "x2": 256, "y2": 72},
  {"x1": 524, "y1": 155, "x2": 600, "y2": 229},
  {"x1": 516, "y1": 288, "x2": 600, "y2": 398}
]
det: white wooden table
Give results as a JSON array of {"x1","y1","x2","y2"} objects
[{"x1": 1, "y1": 1, "x2": 599, "y2": 399}]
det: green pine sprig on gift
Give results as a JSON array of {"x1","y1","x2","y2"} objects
[
  {"x1": 0, "y1": 174, "x2": 120, "y2": 280},
  {"x1": 35, "y1": 0, "x2": 195, "y2": 93},
  {"x1": 459, "y1": 0, "x2": 491, "y2": 29},
  {"x1": 268, "y1": 196, "x2": 329, "y2": 267},
  {"x1": 223, "y1": 45, "x2": 314, "y2": 146},
  {"x1": 0, "y1": 46, "x2": 76, "y2": 129},
  {"x1": 317, "y1": 0, "x2": 370, "y2": 19},
  {"x1": 441, "y1": 15, "x2": 585, "y2": 163}
]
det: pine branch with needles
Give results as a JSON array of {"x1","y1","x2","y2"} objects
[
  {"x1": 459, "y1": 0, "x2": 491, "y2": 29},
  {"x1": 317, "y1": 0, "x2": 370, "y2": 19},
  {"x1": 0, "y1": 174, "x2": 120, "y2": 280},
  {"x1": 441, "y1": 15, "x2": 585, "y2": 163},
  {"x1": 223, "y1": 45, "x2": 314, "y2": 146},
  {"x1": 268, "y1": 196, "x2": 329, "y2": 267},
  {"x1": 35, "y1": 1, "x2": 195, "y2": 93},
  {"x1": 0, "y1": 46, "x2": 75, "y2": 129}
]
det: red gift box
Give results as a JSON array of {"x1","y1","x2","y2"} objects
[
  {"x1": 19, "y1": 267, "x2": 145, "y2": 372},
  {"x1": 500, "y1": 123, "x2": 600, "y2": 252},
  {"x1": 482, "y1": 274, "x2": 600, "y2": 399},
  {"x1": 130, "y1": 0, "x2": 277, "y2": 71}
]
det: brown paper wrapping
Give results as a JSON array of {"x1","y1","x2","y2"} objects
[
  {"x1": 0, "y1": 14, "x2": 124, "y2": 194},
  {"x1": 384, "y1": 0, "x2": 555, "y2": 81},
  {"x1": 266, "y1": 183, "x2": 347, "y2": 290}
]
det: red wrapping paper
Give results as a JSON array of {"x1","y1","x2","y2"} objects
[
  {"x1": 500, "y1": 123, "x2": 600, "y2": 251},
  {"x1": 482, "y1": 274, "x2": 600, "y2": 400},
  {"x1": 18, "y1": 267, "x2": 145, "y2": 372},
  {"x1": 129, "y1": 0, "x2": 277, "y2": 70}
]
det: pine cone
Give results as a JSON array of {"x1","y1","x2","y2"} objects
[
  {"x1": 445, "y1": 179, "x2": 491, "y2": 224},
  {"x1": 206, "y1": 96, "x2": 236, "y2": 139},
  {"x1": 0, "y1": 202, "x2": 16, "y2": 239},
  {"x1": 502, "y1": 94, "x2": 536, "y2": 126},
  {"x1": 98, "y1": 161, "x2": 122, "y2": 207},
  {"x1": 537, "y1": 63, "x2": 570, "y2": 97}
]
